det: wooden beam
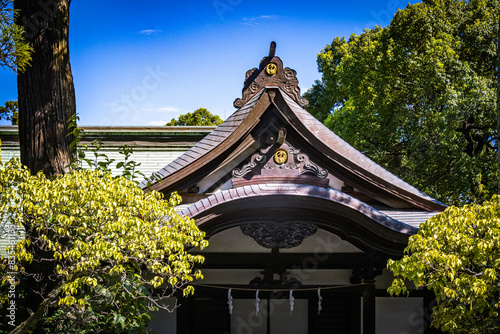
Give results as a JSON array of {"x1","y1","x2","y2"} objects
[{"x1": 191, "y1": 252, "x2": 372, "y2": 269}]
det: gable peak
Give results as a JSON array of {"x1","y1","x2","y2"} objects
[{"x1": 233, "y1": 41, "x2": 309, "y2": 109}]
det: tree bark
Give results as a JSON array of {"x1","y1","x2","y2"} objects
[
  {"x1": 15, "y1": 0, "x2": 75, "y2": 176},
  {"x1": 13, "y1": 1, "x2": 75, "y2": 328},
  {"x1": 9, "y1": 283, "x2": 62, "y2": 334}
]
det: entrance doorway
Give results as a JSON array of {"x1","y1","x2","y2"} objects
[
  {"x1": 231, "y1": 298, "x2": 308, "y2": 334},
  {"x1": 177, "y1": 289, "x2": 361, "y2": 334}
]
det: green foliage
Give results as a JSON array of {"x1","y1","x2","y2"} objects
[
  {"x1": 77, "y1": 139, "x2": 116, "y2": 173},
  {"x1": 0, "y1": 0, "x2": 32, "y2": 73},
  {"x1": 0, "y1": 158, "x2": 207, "y2": 332},
  {"x1": 41, "y1": 307, "x2": 156, "y2": 334},
  {"x1": 305, "y1": 0, "x2": 498, "y2": 205},
  {"x1": 0, "y1": 100, "x2": 17, "y2": 124},
  {"x1": 66, "y1": 115, "x2": 150, "y2": 185},
  {"x1": 166, "y1": 108, "x2": 223, "y2": 126},
  {"x1": 77, "y1": 139, "x2": 154, "y2": 186},
  {"x1": 388, "y1": 195, "x2": 500, "y2": 333},
  {"x1": 116, "y1": 145, "x2": 146, "y2": 184}
]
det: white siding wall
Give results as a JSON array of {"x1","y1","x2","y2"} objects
[
  {"x1": 77, "y1": 147, "x2": 185, "y2": 178},
  {"x1": 0, "y1": 147, "x2": 20, "y2": 163},
  {"x1": 0, "y1": 144, "x2": 188, "y2": 257}
]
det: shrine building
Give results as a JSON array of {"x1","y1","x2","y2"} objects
[
  {"x1": 0, "y1": 42, "x2": 447, "y2": 334},
  {"x1": 142, "y1": 42, "x2": 447, "y2": 334}
]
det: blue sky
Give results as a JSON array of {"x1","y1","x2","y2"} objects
[{"x1": 0, "y1": 0, "x2": 412, "y2": 126}]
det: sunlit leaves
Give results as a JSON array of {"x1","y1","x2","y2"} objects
[
  {"x1": 0, "y1": 158, "x2": 207, "y2": 332},
  {"x1": 306, "y1": 0, "x2": 499, "y2": 205},
  {"x1": 388, "y1": 195, "x2": 500, "y2": 332},
  {"x1": 166, "y1": 107, "x2": 223, "y2": 126},
  {"x1": 0, "y1": 0, "x2": 33, "y2": 73}
]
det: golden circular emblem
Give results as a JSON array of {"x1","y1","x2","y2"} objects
[
  {"x1": 265, "y1": 62, "x2": 278, "y2": 75},
  {"x1": 274, "y1": 149, "x2": 288, "y2": 164}
]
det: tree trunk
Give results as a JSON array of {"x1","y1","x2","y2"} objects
[
  {"x1": 13, "y1": 1, "x2": 76, "y2": 328},
  {"x1": 15, "y1": 0, "x2": 75, "y2": 176}
]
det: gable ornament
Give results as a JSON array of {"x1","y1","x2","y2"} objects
[{"x1": 234, "y1": 42, "x2": 309, "y2": 108}]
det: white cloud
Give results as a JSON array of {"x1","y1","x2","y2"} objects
[
  {"x1": 134, "y1": 105, "x2": 188, "y2": 114},
  {"x1": 98, "y1": 101, "x2": 191, "y2": 126},
  {"x1": 241, "y1": 15, "x2": 279, "y2": 27},
  {"x1": 138, "y1": 29, "x2": 162, "y2": 35},
  {"x1": 156, "y1": 106, "x2": 183, "y2": 113},
  {"x1": 259, "y1": 15, "x2": 279, "y2": 20}
]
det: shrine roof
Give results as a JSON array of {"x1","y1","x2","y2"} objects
[
  {"x1": 142, "y1": 42, "x2": 446, "y2": 212},
  {"x1": 138, "y1": 90, "x2": 265, "y2": 188},
  {"x1": 181, "y1": 183, "x2": 418, "y2": 235}
]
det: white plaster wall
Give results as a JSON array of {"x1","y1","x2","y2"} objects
[
  {"x1": 375, "y1": 269, "x2": 396, "y2": 290},
  {"x1": 376, "y1": 297, "x2": 423, "y2": 334},
  {"x1": 231, "y1": 299, "x2": 268, "y2": 334},
  {"x1": 197, "y1": 227, "x2": 363, "y2": 254},
  {"x1": 270, "y1": 299, "x2": 308, "y2": 334},
  {"x1": 147, "y1": 298, "x2": 177, "y2": 334},
  {"x1": 230, "y1": 299, "x2": 308, "y2": 334}
]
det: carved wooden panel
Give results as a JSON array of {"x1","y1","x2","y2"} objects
[
  {"x1": 232, "y1": 137, "x2": 328, "y2": 180},
  {"x1": 240, "y1": 222, "x2": 318, "y2": 249}
]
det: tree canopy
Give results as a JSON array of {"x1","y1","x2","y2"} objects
[
  {"x1": 0, "y1": 0, "x2": 32, "y2": 73},
  {"x1": 166, "y1": 108, "x2": 223, "y2": 126},
  {"x1": 305, "y1": 0, "x2": 499, "y2": 205},
  {"x1": 0, "y1": 100, "x2": 17, "y2": 125},
  {"x1": 388, "y1": 195, "x2": 500, "y2": 333},
  {"x1": 0, "y1": 158, "x2": 207, "y2": 333}
]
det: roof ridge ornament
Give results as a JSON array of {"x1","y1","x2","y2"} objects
[
  {"x1": 268, "y1": 41, "x2": 276, "y2": 58},
  {"x1": 233, "y1": 41, "x2": 309, "y2": 108}
]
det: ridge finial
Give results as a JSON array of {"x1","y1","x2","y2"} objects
[{"x1": 269, "y1": 41, "x2": 276, "y2": 58}]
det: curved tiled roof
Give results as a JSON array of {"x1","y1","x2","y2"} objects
[
  {"x1": 278, "y1": 89, "x2": 446, "y2": 210},
  {"x1": 181, "y1": 183, "x2": 418, "y2": 235},
  {"x1": 140, "y1": 89, "x2": 266, "y2": 189},
  {"x1": 379, "y1": 210, "x2": 441, "y2": 228},
  {"x1": 145, "y1": 86, "x2": 445, "y2": 211}
]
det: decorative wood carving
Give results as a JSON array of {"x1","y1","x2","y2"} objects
[
  {"x1": 240, "y1": 222, "x2": 318, "y2": 249},
  {"x1": 231, "y1": 145, "x2": 272, "y2": 178},
  {"x1": 232, "y1": 135, "x2": 328, "y2": 179},
  {"x1": 233, "y1": 42, "x2": 309, "y2": 108},
  {"x1": 263, "y1": 146, "x2": 328, "y2": 178},
  {"x1": 249, "y1": 265, "x2": 302, "y2": 288}
]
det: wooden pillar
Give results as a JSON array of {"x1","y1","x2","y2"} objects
[
  {"x1": 176, "y1": 295, "x2": 190, "y2": 334},
  {"x1": 353, "y1": 258, "x2": 384, "y2": 334},
  {"x1": 362, "y1": 280, "x2": 376, "y2": 334}
]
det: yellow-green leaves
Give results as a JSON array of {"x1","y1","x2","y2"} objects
[
  {"x1": 0, "y1": 158, "x2": 207, "y2": 331},
  {"x1": 388, "y1": 195, "x2": 500, "y2": 332}
]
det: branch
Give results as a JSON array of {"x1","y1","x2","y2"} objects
[{"x1": 10, "y1": 283, "x2": 62, "y2": 334}]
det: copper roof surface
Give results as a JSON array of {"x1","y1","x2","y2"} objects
[
  {"x1": 181, "y1": 183, "x2": 418, "y2": 235},
  {"x1": 278, "y1": 89, "x2": 446, "y2": 210},
  {"x1": 139, "y1": 89, "x2": 265, "y2": 189},
  {"x1": 144, "y1": 86, "x2": 445, "y2": 211}
]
